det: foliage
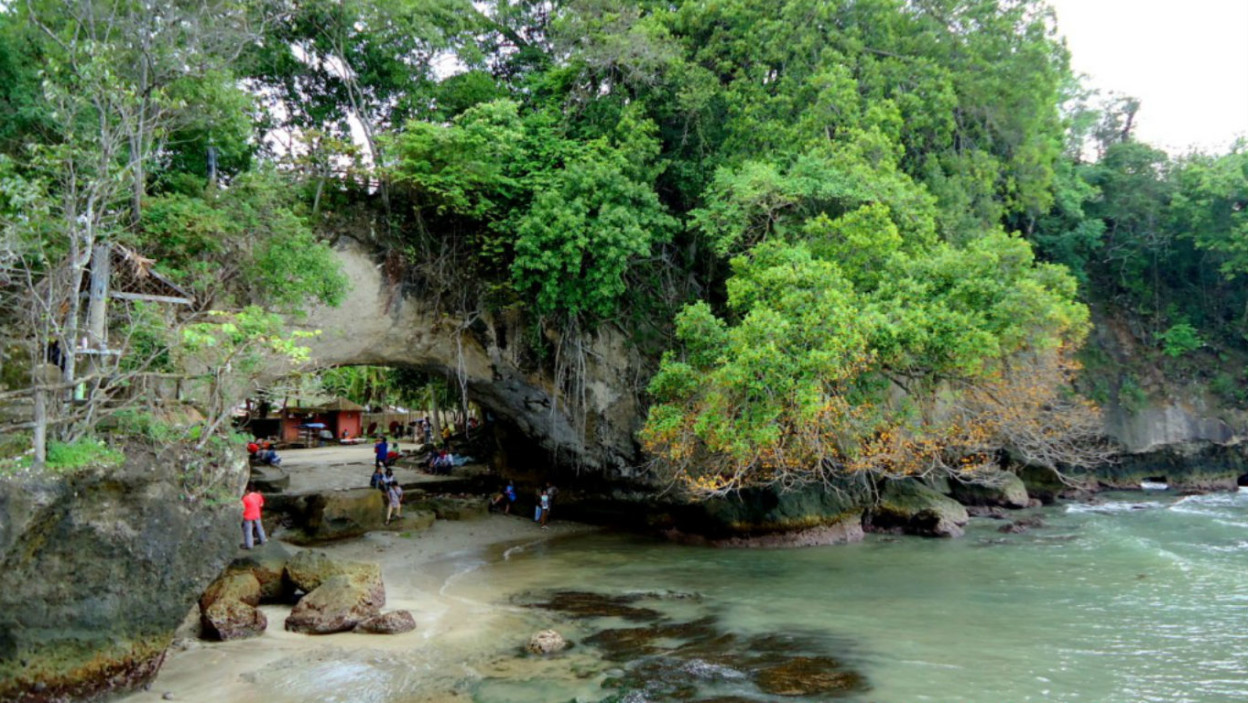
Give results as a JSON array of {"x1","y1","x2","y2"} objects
[
  {"x1": 1157, "y1": 323, "x2": 1203, "y2": 358},
  {"x1": 44, "y1": 438, "x2": 125, "y2": 472}
]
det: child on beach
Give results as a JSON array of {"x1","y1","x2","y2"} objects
[{"x1": 385, "y1": 480, "x2": 404, "y2": 525}]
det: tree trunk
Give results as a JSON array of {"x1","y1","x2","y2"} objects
[
  {"x1": 86, "y1": 243, "x2": 110, "y2": 348},
  {"x1": 32, "y1": 386, "x2": 47, "y2": 470}
]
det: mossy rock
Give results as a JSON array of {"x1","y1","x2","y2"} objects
[
  {"x1": 0, "y1": 634, "x2": 169, "y2": 703},
  {"x1": 284, "y1": 574, "x2": 383, "y2": 634},
  {"x1": 227, "y1": 540, "x2": 295, "y2": 603},
  {"x1": 279, "y1": 488, "x2": 386, "y2": 543},
  {"x1": 201, "y1": 599, "x2": 267, "y2": 641},
  {"x1": 949, "y1": 470, "x2": 1030, "y2": 509},
  {"x1": 409, "y1": 496, "x2": 488, "y2": 521},
  {"x1": 199, "y1": 571, "x2": 261, "y2": 611},
  {"x1": 755, "y1": 656, "x2": 868, "y2": 697},
  {"x1": 283, "y1": 550, "x2": 385, "y2": 606},
  {"x1": 871, "y1": 480, "x2": 969, "y2": 538}
]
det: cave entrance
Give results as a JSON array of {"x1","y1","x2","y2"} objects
[{"x1": 236, "y1": 363, "x2": 553, "y2": 482}]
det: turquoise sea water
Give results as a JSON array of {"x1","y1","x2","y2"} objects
[{"x1": 457, "y1": 489, "x2": 1248, "y2": 703}]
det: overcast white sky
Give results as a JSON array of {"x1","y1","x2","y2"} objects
[{"x1": 1047, "y1": 0, "x2": 1248, "y2": 154}]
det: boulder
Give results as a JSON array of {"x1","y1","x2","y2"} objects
[
  {"x1": 283, "y1": 488, "x2": 386, "y2": 543},
  {"x1": 527, "y1": 629, "x2": 568, "y2": 655},
  {"x1": 384, "y1": 509, "x2": 436, "y2": 531},
  {"x1": 201, "y1": 599, "x2": 268, "y2": 641},
  {"x1": 248, "y1": 465, "x2": 290, "y2": 493},
  {"x1": 226, "y1": 541, "x2": 295, "y2": 603},
  {"x1": 354, "y1": 610, "x2": 417, "y2": 635},
  {"x1": 199, "y1": 571, "x2": 261, "y2": 611},
  {"x1": 948, "y1": 470, "x2": 1030, "y2": 509},
  {"x1": 869, "y1": 480, "x2": 969, "y2": 538},
  {"x1": 0, "y1": 445, "x2": 247, "y2": 701},
  {"x1": 410, "y1": 496, "x2": 488, "y2": 521},
  {"x1": 284, "y1": 574, "x2": 383, "y2": 634},
  {"x1": 283, "y1": 550, "x2": 385, "y2": 607}
]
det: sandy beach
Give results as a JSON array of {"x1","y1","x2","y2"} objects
[{"x1": 118, "y1": 515, "x2": 598, "y2": 703}]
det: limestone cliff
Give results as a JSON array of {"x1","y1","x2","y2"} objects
[{"x1": 300, "y1": 242, "x2": 648, "y2": 477}]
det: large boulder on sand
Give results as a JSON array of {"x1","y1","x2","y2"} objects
[
  {"x1": 199, "y1": 571, "x2": 261, "y2": 611},
  {"x1": 226, "y1": 541, "x2": 295, "y2": 603},
  {"x1": 869, "y1": 480, "x2": 969, "y2": 538},
  {"x1": 284, "y1": 574, "x2": 383, "y2": 634},
  {"x1": 948, "y1": 470, "x2": 1030, "y2": 509},
  {"x1": 284, "y1": 488, "x2": 387, "y2": 543},
  {"x1": 283, "y1": 550, "x2": 385, "y2": 606},
  {"x1": 202, "y1": 599, "x2": 268, "y2": 641},
  {"x1": 527, "y1": 629, "x2": 568, "y2": 654},
  {"x1": 408, "y1": 496, "x2": 488, "y2": 521},
  {"x1": 354, "y1": 610, "x2": 417, "y2": 634},
  {"x1": 249, "y1": 465, "x2": 290, "y2": 493}
]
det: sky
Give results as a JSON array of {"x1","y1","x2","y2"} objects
[{"x1": 1047, "y1": 0, "x2": 1248, "y2": 154}]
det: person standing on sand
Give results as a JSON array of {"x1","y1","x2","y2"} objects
[
  {"x1": 374, "y1": 436, "x2": 388, "y2": 470},
  {"x1": 544, "y1": 482, "x2": 558, "y2": 519},
  {"x1": 539, "y1": 489, "x2": 551, "y2": 529},
  {"x1": 385, "y1": 480, "x2": 404, "y2": 525},
  {"x1": 241, "y1": 484, "x2": 266, "y2": 549}
]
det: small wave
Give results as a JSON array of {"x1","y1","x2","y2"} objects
[{"x1": 1065, "y1": 501, "x2": 1165, "y2": 514}]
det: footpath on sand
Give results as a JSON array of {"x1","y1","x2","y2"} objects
[{"x1": 117, "y1": 444, "x2": 595, "y2": 703}]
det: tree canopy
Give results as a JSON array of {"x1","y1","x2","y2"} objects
[{"x1": 3, "y1": 0, "x2": 1243, "y2": 488}]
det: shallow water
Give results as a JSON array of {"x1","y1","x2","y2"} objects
[
  {"x1": 124, "y1": 491, "x2": 1248, "y2": 702},
  {"x1": 457, "y1": 490, "x2": 1248, "y2": 702}
]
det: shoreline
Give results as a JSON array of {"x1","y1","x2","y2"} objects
[{"x1": 117, "y1": 516, "x2": 599, "y2": 703}]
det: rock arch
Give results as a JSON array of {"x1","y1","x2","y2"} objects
[{"x1": 297, "y1": 243, "x2": 646, "y2": 476}]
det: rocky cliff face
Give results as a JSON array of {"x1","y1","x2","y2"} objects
[
  {"x1": 300, "y1": 242, "x2": 647, "y2": 478},
  {"x1": 1084, "y1": 306, "x2": 1248, "y2": 489},
  {"x1": 0, "y1": 446, "x2": 246, "y2": 702}
]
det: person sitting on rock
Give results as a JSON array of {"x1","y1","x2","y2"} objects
[{"x1": 370, "y1": 465, "x2": 385, "y2": 490}]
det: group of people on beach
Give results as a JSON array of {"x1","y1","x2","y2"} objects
[{"x1": 489, "y1": 481, "x2": 558, "y2": 528}]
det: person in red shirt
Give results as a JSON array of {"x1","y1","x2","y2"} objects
[{"x1": 241, "y1": 483, "x2": 266, "y2": 549}]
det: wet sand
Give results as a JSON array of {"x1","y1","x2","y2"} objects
[{"x1": 119, "y1": 516, "x2": 597, "y2": 703}]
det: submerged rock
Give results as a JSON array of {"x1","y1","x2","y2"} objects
[
  {"x1": 755, "y1": 656, "x2": 867, "y2": 697},
  {"x1": 354, "y1": 610, "x2": 416, "y2": 635},
  {"x1": 527, "y1": 629, "x2": 568, "y2": 654},
  {"x1": 527, "y1": 591, "x2": 662, "y2": 621},
  {"x1": 869, "y1": 480, "x2": 969, "y2": 538}
]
